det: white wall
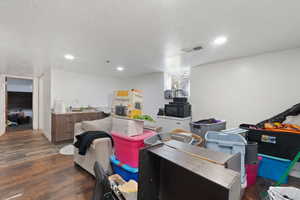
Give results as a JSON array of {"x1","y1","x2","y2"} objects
[
  {"x1": 52, "y1": 70, "x2": 167, "y2": 119},
  {"x1": 191, "y1": 48, "x2": 300, "y2": 128},
  {"x1": 41, "y1": 69, "x2": 52, "y2": 141},
  {"x1": 125, "y1": 72, "x2": 167, "y2": 119},
  {"x1": 51, "y1": 69, "x2": 125, "y2": 109},
  {"x1": 39, "y1": 68, "x2": 128, "y2": 142}
]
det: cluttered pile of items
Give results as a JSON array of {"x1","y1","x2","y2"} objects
[
  {"x1": 155, "y1": 102, "x2": 300, "y2": 200},
  {"x1": 239, "y1": 103, "x2": 300, "y2": 199},
  {"x1": 107, "y1": 89, "x2": 154, "y2": 198},
  {"x1": 109, "y1": 90, "x2": 246, "y2": 199},
  {"x1": 108, "y1": 90, "x2": 206, "y2": 198},
  {"x1": 107, "y1": 90, "x2": 243, "y2": 199},
  {"x1": 75, "y1": 89, "x2": 300, "y2": 200},
  {"x1": 185, "y1": 103, "x2": 300, "y2": 199}
]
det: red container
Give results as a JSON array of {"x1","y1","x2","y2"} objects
[
  {"x1": 112, "y1": 130, "x2": 156, "y2": 168},
  {"x1": 246, "y1": 156, "x2": 262, "y2": 187}
]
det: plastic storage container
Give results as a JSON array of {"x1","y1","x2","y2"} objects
[
  {"x1": 190, "y1": 119, "x2": 226, "y2": 138},
  {"x1": 205, "y1": 131, "x2": 247, "y2": 184},
  {"x1": 246, "y1": 156, "x2": 262, "y2": 188},
  {"x1": 112, "y1": 130, "x2": 156, "y2": 168},
  {"x1": 222, "y1": 128, "x2": 248, "y2": 137},
  {"x1": 144, "y1": 129, "x2": 204, "y2": 147},
  {"x1": 112, "y1": 117, "x2": 144, "y2": 137},
  {"x1": 144, "y1": 132, "x2": 170, "y2": 146},
  {"x1": 241, "y1": 123, "x2": 300, "y2": 160},
  {"x1": 258, "y1": 154, "x2": 291, "y2": 183},
  {"x1": 110, "y1": 155, "x2": 138, "y2": 181}
]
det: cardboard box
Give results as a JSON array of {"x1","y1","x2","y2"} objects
[{"x1": 112, "y1": 117, "x2": 144, "y2": 137}]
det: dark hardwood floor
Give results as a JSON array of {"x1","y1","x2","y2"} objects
[
  {"x1": 0, "y1": 130, "x2": 58, "y2": 167},
  {"x1": 0, "y1": 154, "x2": 95, "y2": 200},
  {"x1": 0, "y1": 130, "x2": 95, "y2": 200}
]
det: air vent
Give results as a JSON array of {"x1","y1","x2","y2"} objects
[{"x1": 182, "y1": 45, "x2": 203, "y2": 53}]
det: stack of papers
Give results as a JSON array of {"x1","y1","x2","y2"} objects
[{"x1": 268, "y1": 187, "x2": 300, "y2": 200}]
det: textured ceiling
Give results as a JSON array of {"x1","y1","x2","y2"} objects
[{"x1": 0, "y1": 0, "x2": 300, "y2": 77}]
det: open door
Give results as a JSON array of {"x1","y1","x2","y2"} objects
[{"x1": 5, "y1": 78, "x2": 33, "y2": 132}]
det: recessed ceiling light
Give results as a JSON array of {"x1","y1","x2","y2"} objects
[
  {"x1": 64, "y1": 54, "x2": 75, "y2": 60},
  {"x1": 116, "y1": 66, "x2": 124, "y2": 71},
  {"x1": 213, "y1": 36, "x2": 228, "y2": 46}
]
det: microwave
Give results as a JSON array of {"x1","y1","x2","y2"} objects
[{"x1": 165, "y1": 103, "x2": 191, "y2": 118}]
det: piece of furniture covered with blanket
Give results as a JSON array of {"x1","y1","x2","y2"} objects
[{"x1": 74, "y1": 117, "x2": 113, "y2": 175}]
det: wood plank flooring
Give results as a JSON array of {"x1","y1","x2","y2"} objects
[
  {"x1": 0, "y1": 130, "x2": 58, "y2": 167},
  {"x1": 0, "y1": 154, "x2": 95, "y2": 200},
  {"x1": 0, "y1": 130, "x2": 95, "y2": 200}
]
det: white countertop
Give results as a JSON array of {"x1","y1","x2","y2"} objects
[
  {"x1": 52, "y1": 111, "x2": 102, "y2": 115},
  {"x1": 157, "y1": 115, "x2": 192, "y2": 121}
]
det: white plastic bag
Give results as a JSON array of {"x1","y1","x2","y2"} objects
[{"x1": 268, "y1": 186, "x2": 300, "y2": 200}]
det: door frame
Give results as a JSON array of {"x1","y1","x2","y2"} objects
[
  {"x1": 2, "y1": 75, "x2": 39, "y2": 133},
  {"x1": 0, "y1": 75, "x2": 5, "y2": 135},
  {"x1": 5, "y1": 77, "x2": 8, "y2": 132}
]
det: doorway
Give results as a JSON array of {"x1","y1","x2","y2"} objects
[{"x1": 6, "y1": 78, "x2": 33, "y2": 132}]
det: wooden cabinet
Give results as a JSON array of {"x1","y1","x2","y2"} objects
[
  {"x1": 51, "y1": 112, "x2": 106, "y2": 143},
  {"x1": 138, "y1": 140, "x2": 241, "y2": 200}
]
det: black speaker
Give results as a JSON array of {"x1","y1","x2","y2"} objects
[{"x1": 173, "y1": 97, "x2": 188, "y2": 103}]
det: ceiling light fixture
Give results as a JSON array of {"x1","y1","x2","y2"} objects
[
  {"x1": 213, "y1": 36, "x2": 228, "y2": 46},
  {"x1": 64, "y1": 54, "x2": 75, "y2": 60},
  {"x1": 116, "y1": 66, "x2": 124, "y2": 71}
]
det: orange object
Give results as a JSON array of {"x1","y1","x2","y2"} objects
[
  {"x1": 116, "y1": 90, "x2": 129, "y2": 97},
  {"x1": 264, "y1": 122, "x2": 300, "y2": 135}
]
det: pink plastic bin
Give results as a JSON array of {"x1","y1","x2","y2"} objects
[
  {"x1": 112, "y1": 130, "x2": 156, "y2": 168},
  {"x1": 246, "y1": 156, "x2": 262, "y2": 187}
]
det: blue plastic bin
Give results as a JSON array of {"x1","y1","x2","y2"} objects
[
  {"x1": 110, "y1": 155, "x2": 138, "y2": 181},
  {"x1": 258, "y1": 154, "x2": 291, "y2": 183}
]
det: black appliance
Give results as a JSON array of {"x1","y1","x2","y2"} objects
[
  {"x1": 115, "y1": 105, "x2": 127, "y2": 116},
  {"x1": 173, "y1": 97, "x2": 188, "y2": 103},
  {"x1": 157, "y1": 108, "x2": 165, "y2": 116},
  {"x1": 164, "y1": 98, "x2": 191, "y2": 118}
]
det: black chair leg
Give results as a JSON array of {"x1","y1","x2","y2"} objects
[
  {"x1": 92, "y1": 162, "x2": 112, "y2": 200},
  {"x1": 92, "y1": 182, "x2": 103, "y2": 200}
]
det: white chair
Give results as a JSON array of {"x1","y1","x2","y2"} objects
[{"x1": 73, "y1": 120, "x2": 113, "y2": 175}]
